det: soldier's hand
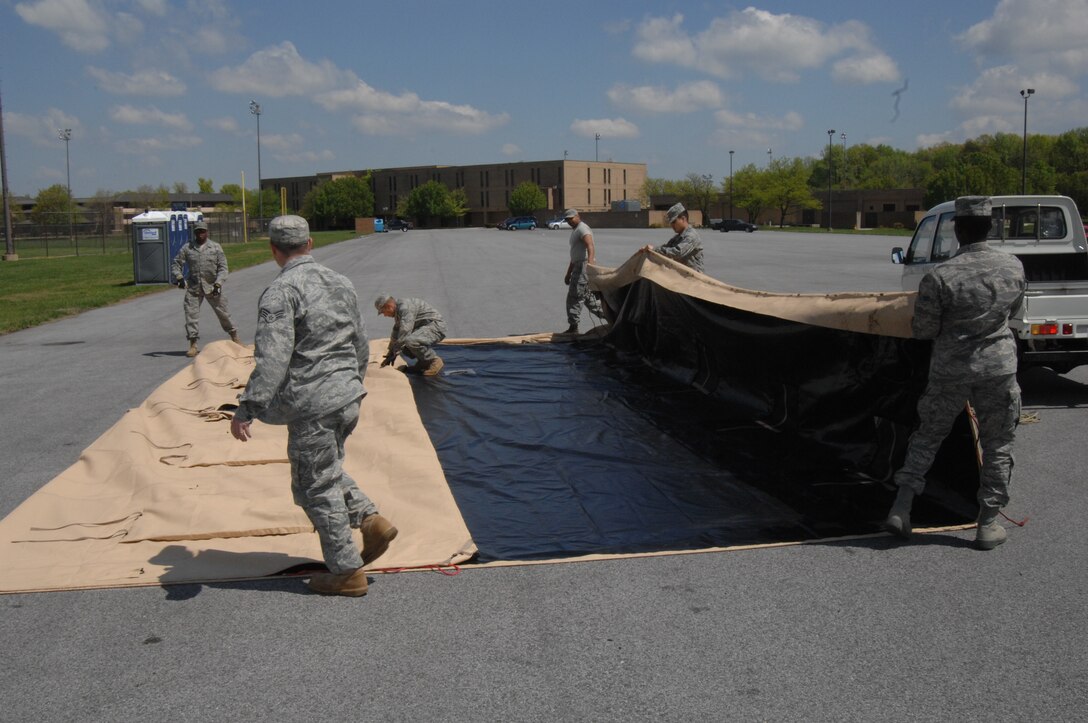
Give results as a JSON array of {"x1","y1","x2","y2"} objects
[
  {"x1": 212, "y1": 283, "x2": 222, "y2": 296},
  {"x1": 175, "y1": 278, "x2": 186, "y2": 289},
  {"x1": 380, "y1": 352, "x2": 396, "y2": 368},
  {"x1": 564, "y1": 273, "x2": 571, "y2": 286}
]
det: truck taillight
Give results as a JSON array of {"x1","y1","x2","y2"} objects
[
  {"x1": 1063, "y1": 323, "x2": 1073, "y2": 335},
  {"x1": 1031, "y1": 323, "x2": 1058, "y2": 335}
]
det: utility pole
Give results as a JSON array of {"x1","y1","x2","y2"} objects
[
  {"x1": 728, "y1": 150, "x2": 734, "y2": 220},
  {"x1": 250, "y1": 100, "x2": 263, "y2": 224},
  {"x1": 58, "y1": 128, "x2": 73, "y2": 247},
  {"x1": 827, "y1": 129, "x2": 835, "y2": 231},
  {"x1": 595, "y1": 133, "x2": 600, "y2": 162},
  {"x1": 1020, "y1": 88, "x2": 1034, "y2": 194},
  {"x1": 1, "y1": 84, "x2": 16, "y2": 260}
]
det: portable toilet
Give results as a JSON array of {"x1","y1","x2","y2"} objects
[{"x1": 131, "y1": 210, "x2": 204, "y2": 284}]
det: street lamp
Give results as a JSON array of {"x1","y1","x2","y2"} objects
[
  {"x1": 249, "y1": 100, "x2": 262, "y2": 223},
  {"x1": 767, "y1": 148, "x2": 772, "y2": 167},
  {"x1": 1020, "y1": 88, "x2": 1034, "y2": 194},
  {"x1": 728, "y1": 149, "x2": 734, "y2": 219},
  {"x1": 58, "y1": 128, "x2": 73, "y2": 244},
  {"x1": 827, "y1": 129, "x2": 835, "y2": 231},
  {"x1": 840, "y1": 132, "x2": 847, "y2": 188},
  {"x1": 595, "y1": 133, "x2": 600, "y2": 162}
]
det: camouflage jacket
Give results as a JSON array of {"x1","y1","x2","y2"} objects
[
  {"x1": 170, "y1": 239, "x2": 228, "y2": 295},
  {"x1": 658, "y1": 226, "x2": 704, "y2": 272},
  {"x1": 391, "y1": 297, "x2": 446, "y2": 346},
  {"x1": 913, "y1": 242, "x2": 1026, "y2": 381},
  {"x1": 235, "y1": 256, "x2": 369, "y2": 425}
]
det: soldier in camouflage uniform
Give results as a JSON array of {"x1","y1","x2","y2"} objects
[
  {"x1": 230, "y1": 215, "x2": 398, "y2": 597},
  {"x1": 375, "y1": 295, "x2": 447, "y2": 376},
  {"x1": 884, "y1": 196, "x2": 1026, "y2": 550},
  {"x1": 641, "y1": 202, "x2": 705, "y2": 273},
  {"x1": 562, "y1": 208, "x2": 605, "y2": 334},
  {"x1": 170, "y1": 220, "x2": 239, "y2": 357}
]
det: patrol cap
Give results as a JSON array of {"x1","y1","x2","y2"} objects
[
  {"x1": 666, "y1": 202, "x2": 686, "y2": 223},
  {"x1": 192, "y1": 220, "x2": 208, "y2": 232},
  {"x1": 373, "y1": 294, "x2": 393, "y2": 312},
  {"x1": 955, "y1": 196, "x2": 992, "y2": 218},
  {"x1": 563, "y1": 208, "x2": 578, "y2": 219},
  {"x1": 269, "y1": 214, "x2": 310, "y2": 248}
]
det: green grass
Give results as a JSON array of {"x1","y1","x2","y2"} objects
[{"x1": 0, "y1": 230, "x2": 361, "y2": 334}]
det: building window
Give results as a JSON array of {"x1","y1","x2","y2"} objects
[
  {"x1": 587, "y1": 189, "x2": 591, "y2": 204},
  {"x1": 587, "y1": 168, "x2": 591, "y2": 183},
  {"x1": 883, "y1": 203, "x2": 896, "y2": 212},
  {"x1": 623, "y1": 169, "x2": 627, "y2": 184}
]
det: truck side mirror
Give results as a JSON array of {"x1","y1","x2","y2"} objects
[{"x1": 890, "y1": 247, "x2": 905, "y2": 264}]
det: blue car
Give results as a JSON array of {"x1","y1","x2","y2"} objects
[{"x1": 506, "y1": 216, "x2": 537, "y2": 230}]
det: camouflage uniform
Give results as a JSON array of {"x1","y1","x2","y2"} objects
[
  {"x1": 656, "y1": 225, "x2": 705, "y2": 273},
  {"x1": 234, "y1": 255, "x2": 375, "y2": 575},
  {"x1": 390, "y1": 297, "x2": 446, "y2": 365},
  {"x1": 894, "y1": 241, "x2": 1026, "y2": 510},
  {"x1": 567, "y1": 221, "x2": 604, "y2": 325},
  {"x1": 170, "y1": 237, "x2": 236, "y2": 342}
]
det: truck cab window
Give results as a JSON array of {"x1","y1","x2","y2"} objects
[{"x1": 906, "y1": 214, "x2": 938, "y2": 263}]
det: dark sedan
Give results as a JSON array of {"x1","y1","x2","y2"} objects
[{"x1": 715, "y1": 218, "x2": 758, "y2": 233}]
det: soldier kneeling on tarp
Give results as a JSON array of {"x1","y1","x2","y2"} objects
[{"x1": 375, "y1": 295, "x2": 447, "y2": 377}]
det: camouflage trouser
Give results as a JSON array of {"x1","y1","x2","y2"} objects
[
  {"x1": 184, "y1": 288, "x2": 236, "y2": 341},
  {"x1": 894, "y1": 373, "x2": 1020, "y2": 509},
  {"x1": 566, "y1": 261, "x2": 604, "y2": 325},
  {"x1": 287, "y1": 397, "x2": 378, "y2": 574},
  {"x1": 399, "y1": 320, "x2": 447, "y2": 364}
]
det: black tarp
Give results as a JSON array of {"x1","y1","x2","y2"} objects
[{"x1": 410, "y1": 294, "x2": 978, "y2": 562}]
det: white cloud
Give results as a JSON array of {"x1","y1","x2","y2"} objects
[
  {"x1": 502, "y1": 143, "x2": 521, "y2": 156},
  {"x1": 205, "y1": 116, "x2": 240, "y2": 133},
  {"x1": 115, "y1": 135, "x2": 203, "y2": 154},
  {"x1": 633, "y1": 9, "x2": 900, "y2": 84},
  {"x1": 87, "y1": 67, "x2": 187, "y2": 96},
  {"x1": 274, "y1": 149, "x2": 336, "y2": 165},
  {"x1": 6, "y1": 108, "x2": 83, "y2": 147},
  {"x1": 259, "y1": 133, "x2": 307, "y2": 152},
  {"x1": 15, "y1": 0, "x2": 110, "y2": 52},
  {"x1": 948, "y1": 65, "x2": 1078, "y2": 117},
  {"x1": 714, "y1": 109, "x2": 804, "y2": 132},
  {"x1": 208, "y1": 41, "x2": 352, "y2": 97},
  {"x1": 135, "y1": 0, "x2": 168, "y2": 16},
  {"x1": 959, "y1": 0, "x2": 1088, "y2": 71},
  {"x1": 109, "y1": 104, "x2": 193, "y2": 131},
  {"x1": 607, "y1": 81, "x2": 723, "y2": 113},
  {"x1": 570, "y1": 118, "x2": 640, "y2": 139}
]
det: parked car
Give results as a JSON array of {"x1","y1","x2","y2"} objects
[
  {"x1": 548, "y1": 218, "x2": 569, "y2": 229},
  {"x1": 715, "y1": 218, "x2": 758, "y2": 233},
  {"x1": 506, "y1": 216, "x2": 537, "y2": 230},
  {"x1": 497, "y1": 217, "x2": 515, "y2": 230},
  {"x1": 386, "y1": 218, "x2": 413, "y2": 231}
]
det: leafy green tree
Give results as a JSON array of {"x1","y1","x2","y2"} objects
[
  {"x1": 300, "y1": 175, "x2": 374, "y2": 229},
  {"x1": 173, "y1": 181, "x2": 189, "y2": 194},
  {"x1": 31, "y1": 184, "x2": 83, "y2": 225},
  {"x1": 677, "y1": 173, "x2": 716, "y2": 225},
  {"x1": 731, "y1": 165, "x2": 770, "y2": 223},
  {"x1": 197, "y1": 177, "x2": 215, "y2": 194},
  {"x1": 509, "y1": 181, "x2": 546, "y2": 216},
  {"x1": 766, "y1": 158, "x2": 820, "y2": 227},
  {"x1": 398, "y1": 180, "x2": 467, "y2": 226}
]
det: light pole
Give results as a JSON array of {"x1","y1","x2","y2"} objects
[
  {"x1": 249, "y1": 100, "x2": 263, "y2": 223},
  {"x1": 840, "y1": 132, "x2": 847, "y2": 188},
  {"x1": 827, "y1": 129, "x2": 835, "y2": 231},
  {"x1": 767, "y1": 148, "x2": 772, "y2": 167},
  {"x1": 1020, "y1": 88, "x2": 1034, "y2": 194},
  {"x1": 58, "y1": 128, "x2": 73, "y2": 245},
  {"x1": 595, "y1": 133, "x2": 600, "y2": 162},
  {"x1": 728, "y1": 149, "x2": 734, "y2": 219}
]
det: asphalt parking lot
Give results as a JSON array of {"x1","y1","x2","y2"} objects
[{"x1": 2, "y1": 226, "x2": 1085, "y2": 721}]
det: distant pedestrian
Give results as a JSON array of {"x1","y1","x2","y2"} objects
[
  {"x1": 170, "y1": 220, "x2": 239, "y2": 357},
  {"x1": 231, "y1": 215, "x2": 397, "y2": 597},
  {"x1": 884, "y1": 196, "x2": 1026, "y2": 550},
  {"x1": 375, "y1": 295, "x2": 447, "y2": 376},
  {"x1": 563, "y1": 208, "x2": 605, "y2": 334},
  {"x1": 641, "y1": 203, "x2": 704, "y2": 272}
]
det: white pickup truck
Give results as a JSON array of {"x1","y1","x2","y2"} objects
[{"x1": 891, "y1": 195, "x2": 1088, "y2": 374}]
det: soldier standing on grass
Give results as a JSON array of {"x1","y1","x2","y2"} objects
[
  {"x1": 170, "y1": 220, "x2": 239, "y2": 357},
  {"x1": 884, "y1": 196, "x2": 1026, "y2": 550}
]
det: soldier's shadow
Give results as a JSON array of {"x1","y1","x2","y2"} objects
[
  {"x1": 1018, "y1": 367, "x2": 1088, "y2": 408},
  {"x1": 148, "y1": 544, "x2": 336, "y2": 600},
  {"x1": 143, "y1": 351, "x2": 190, "y2": 358}
]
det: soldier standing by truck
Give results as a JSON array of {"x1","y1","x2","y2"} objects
[{"x1": 884, "y1": 196, "x2": 1027, "y2": 550}]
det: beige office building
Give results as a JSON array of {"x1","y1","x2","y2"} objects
[{"x1": 263, "y1": 159, "x2": 647, "y2": 227}]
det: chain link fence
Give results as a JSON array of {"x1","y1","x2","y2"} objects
[{"x1": 4, "y1": 212, "x2": 252, "y2": 258}]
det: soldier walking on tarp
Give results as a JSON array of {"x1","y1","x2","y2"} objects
[
  {"x1": 641, "y1": 202, "x2": 705, "y2": 273},
  {"x1": 884, "y1": 196, "x2": 1026, "y2": 550},
  {"x1": 171, "y1": 220, "x2": 239, "y2": 357},
  {"x1": 375, "y1": 295, "x2": 447, "y2": 376},
  {"x1": 230, "y1": 215, "x2": 398, "y2": 597},
  {"x1": 562, "y1": 208, "x2": 605, "y2": 334}
]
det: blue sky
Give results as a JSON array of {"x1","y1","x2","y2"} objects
[{"x1": 2, "y1": 0, "x2": 1085, "y2": 198}]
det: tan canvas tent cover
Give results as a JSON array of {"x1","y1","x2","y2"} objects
[{"x1": 0, "y1": 251, "x2": 956, "y2": 594}]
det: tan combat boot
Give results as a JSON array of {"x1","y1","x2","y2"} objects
[
  {"x1": 975, "y1": 506, "x2": 1007, "y2": 550},
  {"x1": 423, "y1": 356, "x2": 445, "y2": 376},
  {"x1": 360, "y1": 514, "x2": 399, "y2": 566},
  {"x1": 307, "y1": 567, "x2": 369, "y2": 596},
  {"x1": 186, "y1": 340, "x2": 199, "y2": 357}
]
